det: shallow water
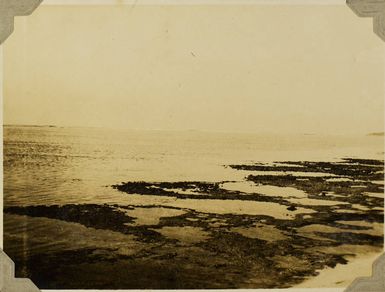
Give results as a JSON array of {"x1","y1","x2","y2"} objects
[
  {"x1": 231, "y1": 224, "x2": 289, "y2": 242},
  {"x1": 251, "y1": 184, "x2": 308, "y2": 198},
  {"x1": 123, "y1": 207, "x2": 187, "y2": 226},
  {"x1": 153, "y1": 226, "x2": 210, "y2": 244},
  {"x1": 364, "y1": 191, "x2": 384, "y2": 199},
  {"x1": 4, "y1": 214, "x2": 141, "y2": 258}
]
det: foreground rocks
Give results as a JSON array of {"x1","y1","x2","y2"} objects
[{"x1": 4, "y1": 158, "x2": 384, "y2": 289}]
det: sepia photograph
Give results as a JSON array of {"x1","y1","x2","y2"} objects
[{"x1": 2, "y1": 0, "x2": 384, "y2": 290}]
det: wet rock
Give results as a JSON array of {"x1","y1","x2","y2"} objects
[
  {"x1": 287, "y1": 205, "x2": 297, "y2": 211},
  {"x1": 4, "y1": 157, "x2": 383, "y2": 289}
]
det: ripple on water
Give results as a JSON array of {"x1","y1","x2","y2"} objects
[{"x1": 4, "y1": 214, "x2": 142, "y2": 258}]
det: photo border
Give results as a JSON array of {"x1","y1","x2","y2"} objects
[{"x1": 0, "y1": 1, "x2": 384, "y2": 291}]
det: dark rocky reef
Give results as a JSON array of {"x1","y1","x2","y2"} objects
[
  {"x1": 4, "y1": 158, "x2": 384, "y2": 289},
  {"x1": 5, "y1": 203, "x2": 363, "y2": 289},
  {"x1": 228, "y1": 158, "x2": 384, "y2": 180}
]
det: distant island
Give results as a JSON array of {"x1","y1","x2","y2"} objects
[
  {"x1": 368, "y1": 132, "x2": 384, "y2": 136},
  {"x1": 3, "y1": 124, "x2": 57, "y2": 128}
]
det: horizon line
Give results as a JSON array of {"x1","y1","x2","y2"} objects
[{"x1": 3, "y1": 123, "x2": 383, "y2": 136}]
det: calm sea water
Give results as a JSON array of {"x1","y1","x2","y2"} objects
[{"x1": 3, "y1": 125, "x2": 383, "y2": 207}]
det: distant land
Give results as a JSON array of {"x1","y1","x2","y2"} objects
[
  {"x1": 368, "y1": 132, "x2": 384, "y2": 136},
  {"x1": 3, "y1": 124, "x2": 385, "y2": 137},
  {"x1": 3, "y1": 124, "x2": 57, "y2": 128}
]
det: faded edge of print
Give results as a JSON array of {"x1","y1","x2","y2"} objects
[{"x1": 0, "y1": 1, "x2": 384, "y2": 291}]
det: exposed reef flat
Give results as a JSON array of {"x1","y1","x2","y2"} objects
[{"x1": 4, "y1": 158, "x2": 384, "y2": 289}]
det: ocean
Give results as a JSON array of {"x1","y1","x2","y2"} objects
[
  {"x1": 4, "y1": 125, "x2": 383, "y2": 206},
  {"x1": 3, "y1": 125, "x2": 384, "y2": 289}
]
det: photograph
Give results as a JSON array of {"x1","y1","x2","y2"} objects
[{"x1": 2, "y1": 0, "x2": 384, "y2": 289}]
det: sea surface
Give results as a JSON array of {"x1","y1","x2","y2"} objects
[
  {"x1": 4, "y1": 126, "x2": 383, "y2": 206},
  {"x1": 3, "y1": 125, "x2": 384, "y2": 289}
]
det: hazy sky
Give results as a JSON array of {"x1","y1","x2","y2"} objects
[{"x1": 3, "y1": 4, "x2": 385, "y2": 134}]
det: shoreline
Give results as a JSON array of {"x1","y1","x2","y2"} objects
[{"x1": 295, "y1": 248, "x2": 384, "y2": 288}]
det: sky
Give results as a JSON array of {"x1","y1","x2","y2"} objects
[{"x1": 3, "y1": 4, "x2": 385, "y2": 134}]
